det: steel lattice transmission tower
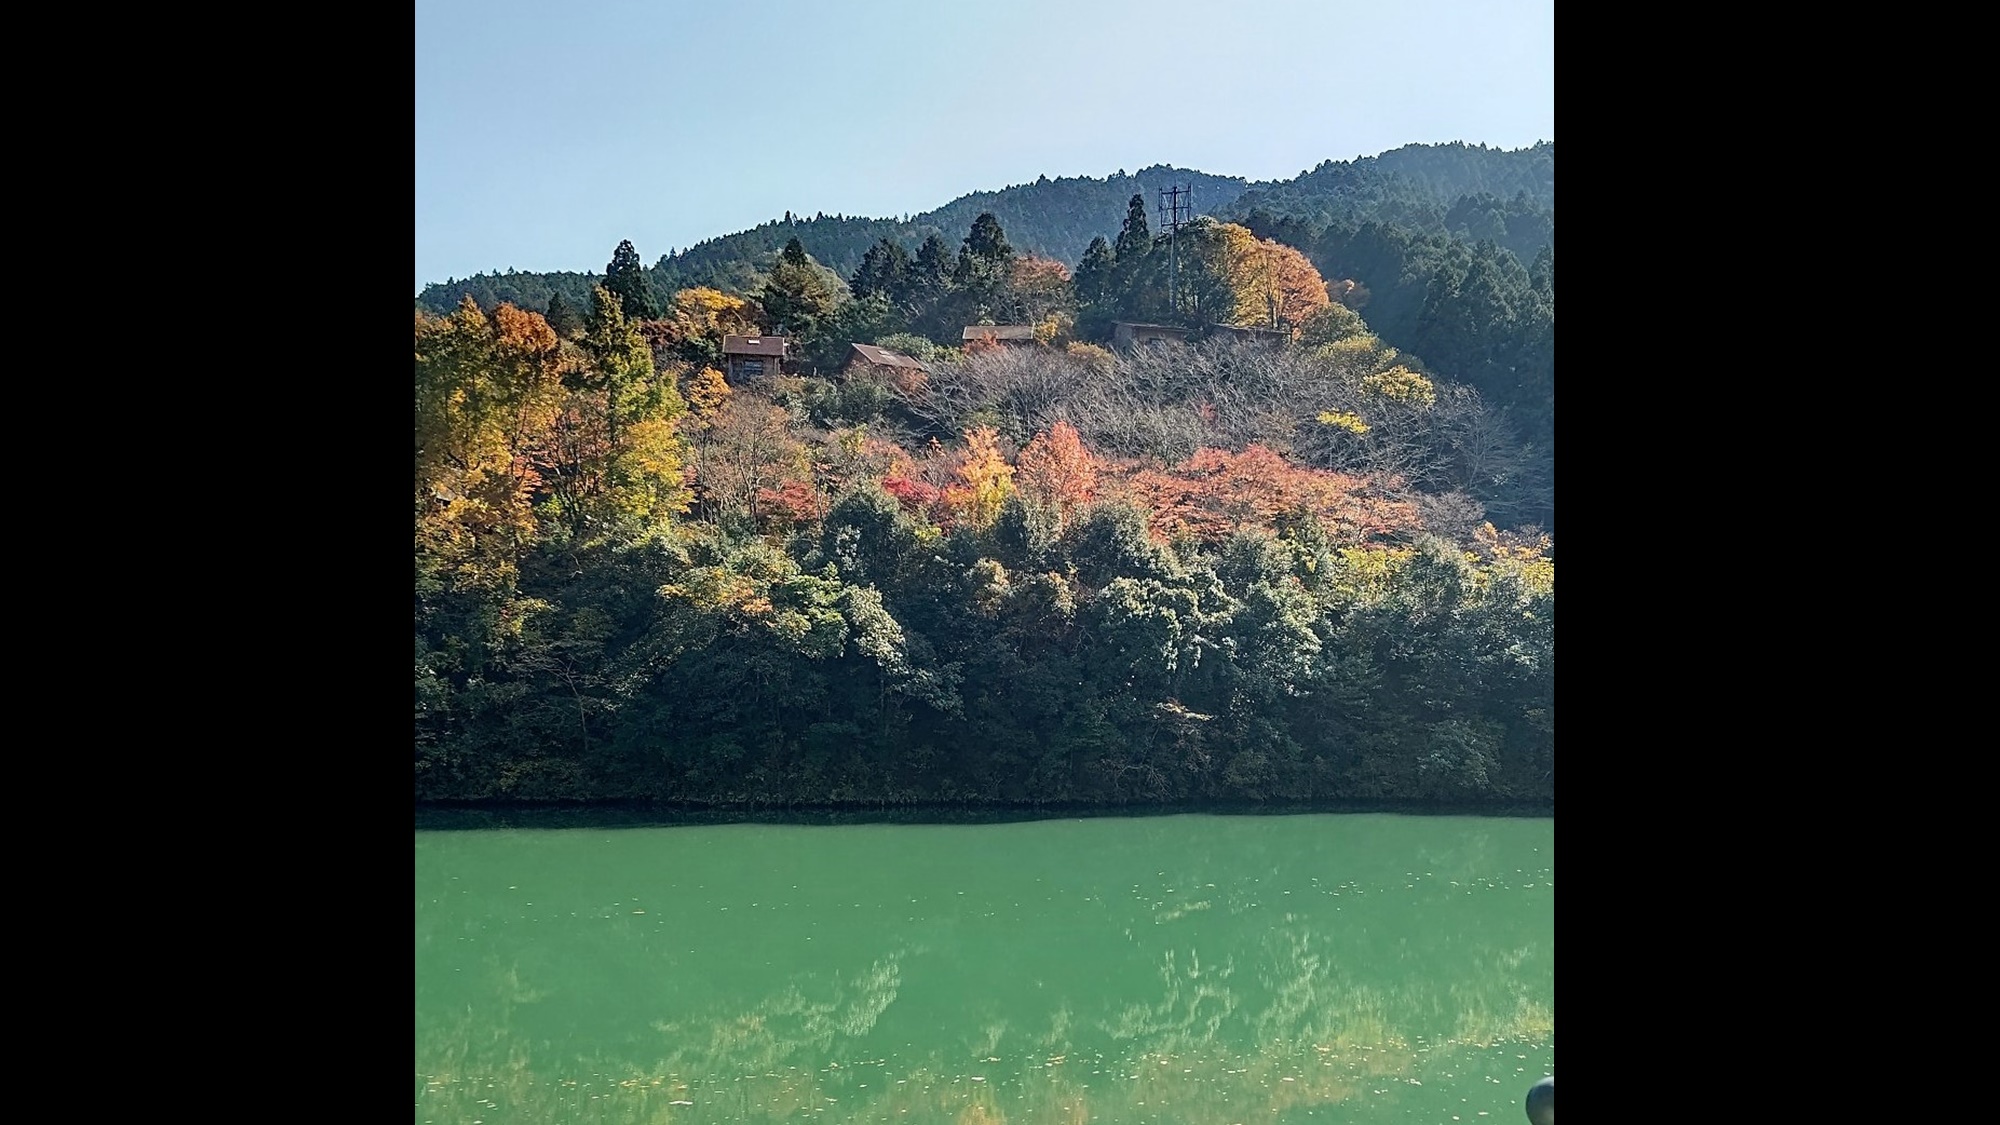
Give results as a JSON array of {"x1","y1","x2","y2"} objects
[{"x1": 1158, "y1": 184, "x2": 1193, "y2": 315}]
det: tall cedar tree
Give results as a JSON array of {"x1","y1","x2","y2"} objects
[
  {"x1": 1109, "y1": 194, "x2": 1155, "y2": 322},
  {"x1": 1074, "y1": 236, "x2": 1114, "y2": 308},
  {"x1": 954, "y1": 213, "x2": 1015, "y2": 322},
  {"x1": 963, "y1": 213, "x2": 1013, "y2": 263},
  {"x1": 1113, "y1": 194, "x2": 1151, "y2": 259},
  {"x1": 603, "y1": 239, "x2": 657, "y2": 320},
  {"x1": 850, "y1": 238, "x2": 911, "y2": 300},
  {"x1": 763, "y1": 239, "x2": 838, "y2": 341},
  {"x1": 543, "y1": 290, "x2": 583, "y2": 339},
  {"x1": 907, "y1": 234, "x2": 956, "y2": 335},
  {"x1": 911, "y1": 235, "x2": 952, "y2": 297}
]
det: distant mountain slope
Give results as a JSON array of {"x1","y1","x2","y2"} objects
[
  {"x1": 415, "y1": 268, "x2": 603, "y2": 319},
  {"x1": 416, "y1": 166, "x2": 1247, "y2": 314},
  {"x1": 653, "y1": 165, "x2": 1251, "y2": 296},
  {"x1": 415, "y1": 142, "x2": 1553, "y2": 313},
  {"x1": 1374, "y1": 140, "x2": 1553, "y2": 202},
  {"x1": 1224, "y1": 141, "x2": 1554, "y2": 228}
]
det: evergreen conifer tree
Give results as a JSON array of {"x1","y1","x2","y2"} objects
[{"x1": 603, "y1": 239, "x2": 657, "y2": 320}]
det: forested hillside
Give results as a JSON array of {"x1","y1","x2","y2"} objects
[
  {"x1": 415, "y1": 141, "x2": 1553, "y2": 808},
  {"x1": 1224, "y1": 140, "x2": 1553, "y2": 237},
  {"x1": 416, "y1": 142, "x2": 1551, "y2": 314},
  {"x1": 416, "y1": 165, "x2": 1247, "y2": 316}
]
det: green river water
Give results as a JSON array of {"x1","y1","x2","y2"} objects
[{"x1": 415, "y1": 812, "x2": 1553, "y2": 1123}]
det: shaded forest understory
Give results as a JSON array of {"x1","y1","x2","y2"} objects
[{"x1": 418, "y1": 509, "x2": 1553, "y2": 806}]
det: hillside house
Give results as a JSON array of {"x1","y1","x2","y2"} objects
[
  {"x1": 722, "y1": 335, "x2": 787, "y2": 382},
  {"x1": 1111, "y1": 322, "x2": 1192, "y2": 349},
  {"x1": 845, "y1": 343, "x2": 929, "y2": 382}
]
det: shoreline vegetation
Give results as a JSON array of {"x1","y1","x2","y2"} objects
[
  {"x1": 417, "y1": 143, "x2": 1552, "y2": 811},
  {"x1": 415, "y1": 799, "x2": 1556, "y2": 830}
]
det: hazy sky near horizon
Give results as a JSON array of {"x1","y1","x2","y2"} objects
[{"x1": 415, "y1": 0, "x2": 1553, "y2": 291}]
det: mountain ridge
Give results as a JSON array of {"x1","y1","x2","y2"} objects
[{"x1": 416, "y1": 140, "x2": 1551, "y2": 313}]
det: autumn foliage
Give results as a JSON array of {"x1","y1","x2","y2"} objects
[
  {"x1": 414, "y1": 298, "x2": 567, "y2": 585},
  {"x1": 1210, "y1": 223, "x2": 1332, "y2": 331},
  {"x1": 419, "y1": 231, "x2": 1552, "y2": 811},
  {"x1": 755, "y1": 479, "x2": 823, "y2": 528},
  {"x1": 1015, "y1": 421, "x2": 1099, "y2": 526},
  {"x1": 1122, "y1": 445, "x2": 1421, "y2": 545},
  {"x1": 945, "y1": 425, "x2": 1015, "y2": 529},
  {"x1": 881, "y1": 474, "x2": 948, "y2": 524}
]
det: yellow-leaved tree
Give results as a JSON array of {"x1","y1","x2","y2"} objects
[
  {"x1": 539, "y1": 285, "x2": 691, "y2": 543},
  {"x1": 683, "y1": 366, "x2": 732, "y2": 434},
  {"x1": 947, "y1": 425, "x2": 1015, "y2": 530},
  {"x1": 1208, "y1": 223, "x2": 1331, "y2": 331},
  {"x1": 662, "y1": 286, "x2": 761, "y2": 367},
  {"x1": 414, "y1": 297, "x2": 566, "y2": 586}
]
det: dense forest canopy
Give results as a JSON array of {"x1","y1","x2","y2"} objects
[
  {"x1": 415, "y1": 140, "x2": 1553, "y2": 807},
  {"x1": 417, "y1": 142, "x2": 1551, "y2": 313}
]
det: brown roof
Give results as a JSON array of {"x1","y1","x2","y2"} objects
[
  {"x1": 961, "y1": 324, "x2": 1038, "y2": 342},
  {"x1": 848, "y1": 343, "x2": 928, "y2": 371},
  {"x1": 723, "y1": 335, "x2": 788, "y2": 357}
]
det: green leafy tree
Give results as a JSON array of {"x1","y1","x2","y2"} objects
[
  {"x1": 1109, "y1": 194, "x2": 1160, "y2": 322},
  {"x1": 1411, "y1": 240, "x2": 1536, "y2": 410},
  {"x1": 873, "y1": 332, "x2": 937, "y2": 361},
  {"x1": 911, "y1": 234, "x2": 953, "y2": 294},
  {"x1": 1297, "y1": 302, "x2": 1369, "y2": 346},
  {"x1": 1176, "y1": 220, "x2": 1236, "y2": 327},
  {"x1": 1061, "y1": 501, "x2": 1176, "y2": 590},
  {"x1": 1072, "y1": 236, "x2": 1117, "y2": 339},
  {"x1": 808, "y1": 295, "x2": 904, "y2": 371},
  {"x1": 1113, "y1": 193, "x2": 1151, "y2": 260}
]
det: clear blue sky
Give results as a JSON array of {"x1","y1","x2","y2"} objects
[{"x1": 415, "y1": 0, "x2": 1553, "y2": 291}]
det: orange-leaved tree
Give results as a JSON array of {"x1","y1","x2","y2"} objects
[
  {"x1": 1005, "y1": 255, "x2": 1075, "y2": 330},
  {"x1": 1125, "y1": 445, "x2": 1420, "y2": 545},
  {"x1": 1014, "y1": 421, "x2": 1099, "y2": 529}
]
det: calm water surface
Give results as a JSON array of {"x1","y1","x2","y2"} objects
[{"x1": 415, "y1": 813, "x2": 1552, "y2": 1123}]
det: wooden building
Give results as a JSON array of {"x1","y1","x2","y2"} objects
[
  {"x1": 721, "y1": 335, "x2": 787, "y2": 382},
  {"x1": 1111, "y1": 322, "x2": 1192, "y2": 349},
  {"x1": 845, "y1": 342, "x2": 929, "y2": 380}
]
